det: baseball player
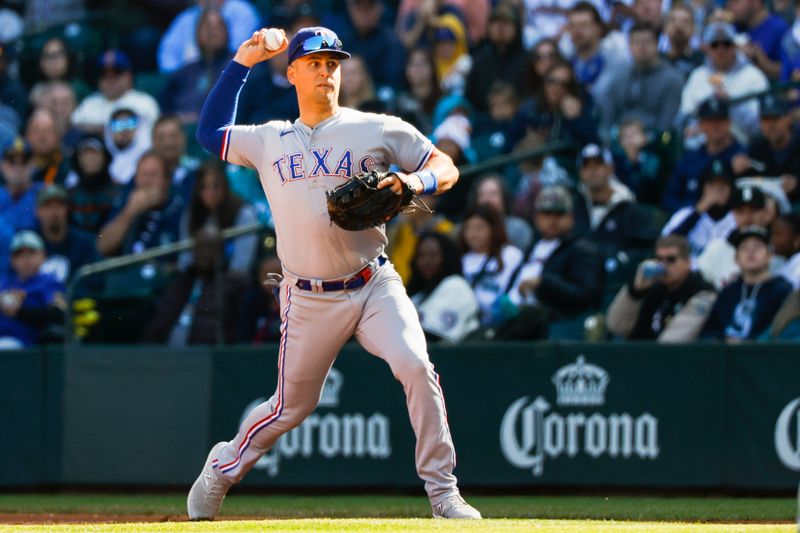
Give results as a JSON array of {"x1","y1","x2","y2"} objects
[{"x1": 187, "y1": 27, "x2": 481, "y2": 520}]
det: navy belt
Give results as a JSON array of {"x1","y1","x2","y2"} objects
[{"x1": 296, "y1": 255, "x2": 387, "y2": 292}]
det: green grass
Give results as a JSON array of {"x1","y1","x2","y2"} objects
[
  {"x1": 0, "y1": 494, "x2": 794, "y2": 522},
  {"x1": 0, "y1": 519, "x2": 795, "y2": 533}
]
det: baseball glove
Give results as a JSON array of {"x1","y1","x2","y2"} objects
[{"x1": 326, "y1": 170, "x2": 415, "y2": 231}]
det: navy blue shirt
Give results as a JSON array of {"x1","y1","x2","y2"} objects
[
  {"x1": 109, "y1": 188, "x2": 186, "y2": 257},
  {"x1": 702, "y1": 276, "x2": 792, "y2": 340},
  {"x1": 331, "y1": 22, "x2": 406, "y2": 89},
  {"x1": 661, "y1": 141, "x2": 745, "y2": 213}
]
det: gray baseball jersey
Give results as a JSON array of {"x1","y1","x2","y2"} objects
[{"x1": 224, "y1": 108, "x2": 433, "y2": 279}]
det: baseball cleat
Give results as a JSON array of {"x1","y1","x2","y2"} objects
[
  {"x1": 431, "y1": 494, "x2": 482, "y2": 519},
  {"x1": 187, "y1": 442, "x2": 232, "y2": 521}
]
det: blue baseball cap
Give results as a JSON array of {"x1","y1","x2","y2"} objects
[
  {"x1": 98, "y1": 49, "x2": 132, "y2": 72},
  {"x1": 287, "y1": 27, "x2": 351, "y2": 64}
]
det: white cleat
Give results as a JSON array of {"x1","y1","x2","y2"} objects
[
  {"x1": 187, "y1": 442, "x2": 233, "y2": 521},
  {"x1": 431, "y1": 494, "x2": 482, "y2": 519}
]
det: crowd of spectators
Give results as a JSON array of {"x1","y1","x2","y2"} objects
[{"x1": 1, "y1": 0, "x2": 800, "y2": 347}]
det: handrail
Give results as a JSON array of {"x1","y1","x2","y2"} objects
[
  {"x1": 64, "y1": 221, "x2": 265, "y2": 345},
  {"x1": 457, "y1": 139, "x2": 575, "y2": 177}
]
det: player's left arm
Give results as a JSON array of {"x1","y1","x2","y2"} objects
[
  {"x1": 377, "y1": 115, "x2": 459, "y2": 196},
  {"x1": 379, "y1": 146, "x2": 458, "y2": 196}
]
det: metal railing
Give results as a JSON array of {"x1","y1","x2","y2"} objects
[{"x1": 65, "y1": 221, "x2": 264, "y2": 345}]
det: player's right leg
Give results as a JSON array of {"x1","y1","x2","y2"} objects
[{"x1": 188, "y1": 283, "x2": 358, "y2": 520}]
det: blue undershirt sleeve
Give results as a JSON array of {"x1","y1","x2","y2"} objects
[{"x1": 196, "y1": 60, "x2": 251, "y2": 160}]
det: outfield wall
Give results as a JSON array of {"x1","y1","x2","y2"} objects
[{"x1": 4, "y1": 343, "x2": 800, "y2": 490}]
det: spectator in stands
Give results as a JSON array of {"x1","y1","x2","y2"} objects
[
  {"x1": 0, "y1": 101, "x2": 20, "y2": 156},
  {"x1": 34, "y1": 185, "x2": 97, "y2": 284},
  {"x1": 508, "y1": 60, "x2": 600, "y2": 151},
  {"x1": 762, "y1": 291, "x2": 800, "y2": 341},
  {"x1": 0, "y1": 231, "x2": 65, "y2": 349},
  {"x1": 157, "y1": 0, "x2": 260, "y2": 73},
  {"x1": 661, "y1": 5, "x2": 704, "y2": 80},
  {"x1": 467, "y1": 174, "x2": 533, "y2": 251},
  {"x1": 679, "y1": 22, "x2": 768, "y2": 142},
  {"x1": 460, "y1": 205, "x2": 524, "y2": 328},
  {"x1": 178, "y1": 159, "x2": 257, "y2": 275},
  {"x1": 612, "y1": 118, "x2": 664, "y2": 206},
  {"x1": 663, "y1": 98, "x2": 745, "y2": 213},
  {"x1": 472, "y1": 81, "x2": 520, "y2": 160},
  {"x1": 97, "y1": 151, "x2": 185, "y2": 258},
  {"x1": 396, "y1": 0, "x2": 490, "y2": 48},
  {"x1": 22, "y1": 0, "x2": 85, "y2": 35},
  {"x1": 34, "y1": 81, "x2": 82, "y2": 154},
  {"x1": 105, "y1": 108, "x2": 153, "y2": 185},
  {"x1": 728, "y1": 0, "x2": 788, "y2": 80},
  {"x1": 430, "y1": 111, "x2": 475, "y2": 217},
  {"x1": 702, "y1": 225, "x2": 792, "y2": 341},
  {"x1": 71, "y1": 50, "x2": 160, "y2": 135},
  {"x1": 25, "y1": 109, "x2": 70, "y2": 186},
  {"x1": 407, "y1": 232, "x2": 479, "y2": 343},
  {"x1": 0, "y1": 139, "x2": 41, "y2": 275},
  {"x1": 732, "y1": 94, "x2": 800, "y2": 203},
  {"x1": 239, "y1": 251, "x2": 282, "y2": 344},
  {"x1": 0, "y1": 42, "x2": 28, "y2": 121},
  {"x1": 605, "y1": 23, "x2": 684, "y2": 136},
  {"x1": 522, "y1": 0, "x2": 578, "y2": 49},
  {"x1": 339, "y1": 55, "x2": 382, "y2": 112},
  {"x1": 465, "y1": 2, "x2": 527, "y2": 114},
  {"x1": 779, "y1": 2, "x2": 800, "y2": 82},
  {"x1": 696, "y1": 184, "x2": 773, "y2": 288},
  {"x1": 142, "y1": 225, "x2": 248, "y2": 345},
  {"x1": 565, "y1": 2, "x2": 631, "y2": 132},
  {"x1": 65, "y1": 136, "x2": 122, "y2": 234},
  {"x1": 772, "y1": 213, "x2": 800, "y2": 289},
  {"x1": 151, "y1": 115, "x2": 199, "y2": 198},
  {"x1": 572, "y1": 143, "x2": 659, "y2": 257},
  {"x1": 430, "y1": 13, "x2": 472, "y2": 95},
  {"x1": 512, "y1": 150, "x2": 573, "y2": 224},
  {"x1": 522, "y1": 38, "x2": 562, "y2": 99},
  {"x1": 504, "y1": 186, "x2": 605, "y2": 339},
  {"x1": 388, "y1": 47, "x2": 441, "y2": 135},
  {"x1": 334, "y1": 0, "x2": 405, "y2": 90},
  {"x1": 662, "y1": 158, "x2": 737, "y2": 257},
  {"x1": 626, "y1": 0, "x2": 664, "y2": 32},
  {"x1": 607, "y1": 234, "x2": 717, "y2": 342},
  {"x1": 29, "y1": 37, "x2": 90, "y2": 103},
  {"x1": 387, "y1": 194, "x2": 454, "y2": 284},
  {"x1": 161, "y1": 8, "x2": 233, "y2": 125}
]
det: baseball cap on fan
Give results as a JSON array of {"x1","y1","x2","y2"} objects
[
  {"x1": 729, "y1": 225, "x2": 770, "y2": 248},
  {"x1": 576, "y1": 143, "x2": 612, "y2": 168},
  {"x1": 702, "y1": 22, "x2": 737, "y2": 46},
  {"x1": 287, "y1": 27, "x2": 351, "y2": 64}
]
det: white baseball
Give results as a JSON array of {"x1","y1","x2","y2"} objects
[{"x1": 262, "y1": 28, "x2": 284, "y2": 51}]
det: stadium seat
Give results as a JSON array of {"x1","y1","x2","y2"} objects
[{"x1": 548, "y1": 311, "x2": 606, "y2": 341}]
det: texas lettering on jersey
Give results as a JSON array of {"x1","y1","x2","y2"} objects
[{"x1": 272, "y1": 147, "x2": 376, "y2": 183}]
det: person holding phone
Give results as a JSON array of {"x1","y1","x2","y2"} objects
[{"x1": 607, "y1": 234, "x2": 717, "y2": 342}]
